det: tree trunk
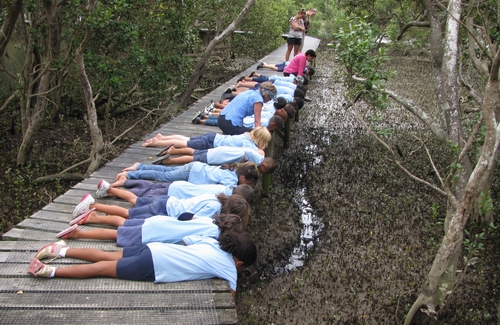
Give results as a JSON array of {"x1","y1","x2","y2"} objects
[
  {"x1": 0, "y1": 0, "x2": 23, "y2": 56},
  {"x1": 76, "y1": 0, "x2": 104, "y2": 175}
]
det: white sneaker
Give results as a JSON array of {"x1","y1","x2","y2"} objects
[
  {"x1": 72, "y1": 194, "x2": 95, "y2": 217},
  {"x1": 96, "y1": 179, "x2": 110, "y2": 198}
]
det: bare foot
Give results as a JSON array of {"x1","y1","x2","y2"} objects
[
  {"x1": 111, "y1": 173, "x2": 127, "y2": 187},
  {"x1": 75, "y1": 211, "x2": 98, "y2": 225},
  {"x1": 141, "y1": 137, "x2": 161, "y2": 147},
  {"x1": 154, "y1": 133, "x2": 163, "y2": 139},
  {"x1": 122, "y1": 162, "x2": 140, "y2": 172}
]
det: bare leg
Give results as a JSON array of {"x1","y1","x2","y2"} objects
[
  {"x1": 107, "y1": 187, "x2": 137, "y2": 205},
  {"x1": 65, "y1": 227, "x2": 118, "y2": 241},
  {"x1": 77, "y1": 211, "x2": 126, "y2": 226},
  {"x1": 168, "y1": 147, "x2": 195, "y2": 155},
  {"x1": 260, "y1": 64, "x2": 278, "y2": 71},
  {"x1": 293, "y1": 44, "x2": 301, "y2": 57},
  {"x1": 160, "y1": 155, "x2": 194, "y2": 165},
  {"x1": 55, "y1": 260, "x2": 119, "y2": 278},
  {"x1": 285, "y1": 43, "x2": 294, "y2": 61},
  {"x1": 92, "y1": 203, "x2": 129, "y2": 218}
]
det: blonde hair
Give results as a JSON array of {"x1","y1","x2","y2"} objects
[{"x1": 249, "y1": 126, "x2": 271, "y2": 150}]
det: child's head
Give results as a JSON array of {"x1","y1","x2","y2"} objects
[
  {"x1": 235, "y1": 162, "x2": 260, "y2": 188},
  {"x1": 213, "y1": 213, "x2": 245, "y2": 232},
  {"x1": 259, "y1": 82, "x2": 277, "y2": 103},
  {"x1": 218, "y1": 231, "x2": 257, "y2": 270},
  {"x1": 304, "y1": 66, "x2": 315, "y2": 77},
  {"x1": 249, "y1": 126, "x2": 271, "y2": 150},
  {"x1": 268, "y1": 115, "x2": 284, "y2": 132},
  {"x1": 274, "y1": 109, "x2": 288, "y2": 122},
  {"x1": 231, "y1": 184, "x2": 255, "y2": 204},
  {"x1": 294, "y1": 89, "x2": 305, "y2": 99},
  {"x1": 274, "y1": 97, "x2": 287, "y2": 110},
  {"x1": 218, "y1": 193, "x2": 251, "y2": 225},
  {"x1": 258, "y1": 157, "x2": 276, "y2": 174},
  {"x1": 293, "y1": 97, "x2": 304, "y2": 110},
  {"x1": 283, "y1": 104, "x2": 296, "y2": 120},
  {"x1": 296, "y1": 84, "x2": 307, "y2": 95}
]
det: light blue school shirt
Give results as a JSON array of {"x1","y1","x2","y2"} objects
[
  {"x1": 147, "y1": 236, "x2": 237, "y2": 290},
  {"x1": 168, "y1": 181, "x2": 233, "y2": 199},
  {"x1": 206, "y1": 146, "x2": 265, "y2": 165},
  {"x1": 141, "y1": 215, "x2": 220, "y2": 245},
  {"x1": 220, "y1": 90, "x2": 263, "y2": 127},
  {"x1": 166, "y1": 193, "x2": 221, "y2": 219},
  {"x1": 273, "y1": 80, "x2": 297, "y2": 90},
  {"x1": 187, "y1": 162, "x2": 238, "y2": 187},
  {"x1": 277, "y1": 94, "x2": 294, "y2": 102},
  {"x1": 276, "y1": 85, "x2": 294, "y2": 97},
  {"x1": 214, "y1": 133, "x2": 257, "y2": 150},
  {"x1": 243, "y1": 100, "x2": 276, "y2": 128},
  {"x1": 268, "y1": 75, "x2": 295, "y2": 82}
]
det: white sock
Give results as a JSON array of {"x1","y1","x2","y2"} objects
[
  {"x1": 49, "y1": 267, "x2": 56, "y2": 278},
  {"x1": 59, "y1": 247, "x2": 69, "y2": 257}
]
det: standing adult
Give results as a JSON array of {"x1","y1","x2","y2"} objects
[
  {"x1": 283, "y1": 49, "x2": 316, "y2": 77},
  {"x1": 285, "y1": 10, "x2": 306, "y2": 61},
  {"x1": 300, "y1": 8, "x2": 317, "y2": 52},
  {"x1": 218, "y1": 82, "x2": 277, "y2": 135}
]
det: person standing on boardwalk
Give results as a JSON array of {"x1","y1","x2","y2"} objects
[
  {"x1": 300, "y1": 8, "x2": 317, "y2": 52},
  {"x1": 285, "y1": 10, "x2": 306, "y2": 61}
]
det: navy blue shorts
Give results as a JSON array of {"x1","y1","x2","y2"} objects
[
  {"x1": 116, "y1": 219, "x2": 145, "y2": 247},
  {"x1": 116, "y1": 244, "x2": 155, "y2": 281},
  {"x1": 193, "y1": 150, "x2": 208, "y2": 163},
  {"x1": 129, "y1": 195, "x2": 170, "y2": 219},
  {"x1": 187, "y1": 133, "x2": 216, "y2": 150},
  {"x1": 124, "y1": 180, "x2": 171, "y2": 197},
  {"x1": 217, "y1": 115, "x2": 249, "y2": 135}
]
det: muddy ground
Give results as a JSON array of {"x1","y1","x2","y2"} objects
[
  {"x1": 1, "y1": 46, "x2": 499, "y2": 324},
  {"x1": 236, "y1": 48, "x2": 500, "y2": 324}
]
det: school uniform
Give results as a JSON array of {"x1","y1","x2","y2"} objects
[
  {"x1": 116, "y1": 215, "x2": 220, "y2": 246},
  {"x1": 127, "y1": 162, "x2": 238, "y2": 186}
]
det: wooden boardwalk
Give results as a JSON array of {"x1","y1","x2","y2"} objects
[{"x1": 0, "y1": 37, "x2": 320, "y2": 325}]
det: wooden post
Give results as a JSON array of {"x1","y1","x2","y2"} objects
[
  {"x1": 262, "y1": 132, "x2": 275, "y2": 197},
  {"x1": 283, "y1": 118, "x2": 291, "y2": 149}
]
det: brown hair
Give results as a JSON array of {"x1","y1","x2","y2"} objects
[{"x1": 217, "y1": 194, "x2": 250, "y2": 229}]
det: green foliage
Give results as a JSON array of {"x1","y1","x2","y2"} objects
[
  {"x1": 332, "y1": 14, "x2": 390, "y2": 108},
  {"x1": 478, "y1": 191, "x2": 494, "y2": 216}
]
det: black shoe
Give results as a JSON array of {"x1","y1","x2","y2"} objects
[
  {"x1": 237, "y1": 75, "x2": 245, "y2": 83},
  {"x1": 248, "y1": 71, "x2": 255, "y2": 78},
  {"x1": 192, "y1": 111, "x2": 202, "y2": 123},
  {"x1": 256, "y1": 63, "x2": 263, "y2": 70},
  {"x1": 224, "y1": 87, "x2": 233, "y2": 94},
  {"x1": 152, "y1": 154, "x2": 170, "y2": 165}
]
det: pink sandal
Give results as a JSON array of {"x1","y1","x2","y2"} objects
[
  {"x1": 56, "y1": 224, "x2": 78, "y2": 239},
  {"x1": 69, "y1": 208, "x2": 95, "y2": 226}
]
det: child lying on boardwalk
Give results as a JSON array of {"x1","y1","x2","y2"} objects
[
  {"x1": 112, "y1": 161, "x2": 260, "y2": 188},
  {"x1": 28, "y1": 231, "x2": 257, "y2": 302},
  {"x1": 57, "y1": 213, "x2": 245, "y2": 246}
]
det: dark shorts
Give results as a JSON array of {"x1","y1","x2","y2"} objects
[
  {"x1": 287, "y1": 37, "x2": 302, "y2": 46},
  {"x1": 124, "y1": 180, "x2": 171, "y2": 197},
  {"x1": 116, "y1": 219, "x2": 145, "y2": 247},
  {"x1": 187, "y1": 133, "x2": 216, "y2": 150},
  {"x1": 218, "y1": 115, "x2": 250, "y2": 135},
  {"x1": 116, "y1": 244, "x2": 155, "y2": 281},
  {"x1": 129, "y1": 195, "x2": 170, "y2": 219},
  {"x1": 192, "y1": 149, "x2": 208, "y2": 163}
]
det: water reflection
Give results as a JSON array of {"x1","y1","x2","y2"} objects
[{"x1": 276, "y1": 188, "x2": 324, "y2": 274}]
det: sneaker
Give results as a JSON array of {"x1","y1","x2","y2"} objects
[
  {"x1": 256, "y1": 63, "x2": 264, "y2": 70},
  {"x1": 193, "y1": 117, "x2": 201, "y2": 124},
  {"x1": 35, "y1": 240, "x2": 67, "y2": 262},
  {"x1": 72, "y1": 194, "x2": 95, "y2": 217},
  {"x1": 237, "y1": 75, "x2": 245, "y2": 83},
  {"x1": 203, "y1": 104, "x2": 214, "y2": 115},
  {"x1": 191, "y1": 111, "x2": 202, "y2": 123},
  {"x1": 28, "y1": 258, "x2": 52, "y2": 277},
  {"x1": 96, "y1": 179, "x2": 110, "y2": 198}
]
